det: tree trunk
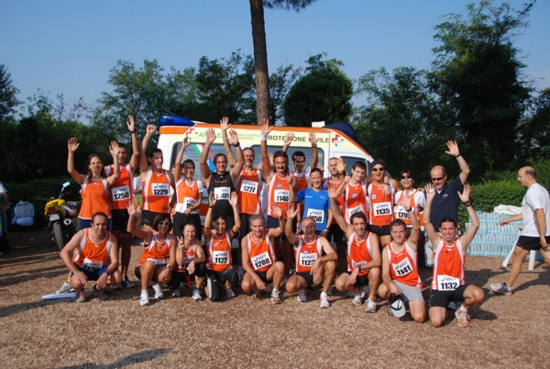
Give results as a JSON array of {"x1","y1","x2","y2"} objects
[{"x1": 249, "y1": 0, "x2": 270, "y2": 125}]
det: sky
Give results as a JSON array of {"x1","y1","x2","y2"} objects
[{"x1": 2, "y1": 0, "x2": 549, "y2": 120}]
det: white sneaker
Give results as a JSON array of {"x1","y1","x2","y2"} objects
[
  {"x1": 191, "y1": 288, "x2": 203, "y2": 301},
  {"x1": 297, "y1": 289, "x2": 307, "y2": 303},
  {"x1": 171, "y1": 288, "x2": 181, "y2": 298},
  {"x1": 271, "y1": 289, "x2": 282, "y2": 304},
  {"x1": 139, "y1": 291, "x2": 150, "y2": 306},
  {"x1": 56, "y1": 281, "x2": 74, "y2": 294},
  {"x1": 320, "y1": 291, "x2": 330, "y2": 309},
  {"x1": 153, "y1": 284, "x2": 164, "y2": 300},
  {"x1": 352, "y1": 292, "x2": 362, "y2": 306},
  {"x1": 365, "y1": 298, "x2": 377, "y2": 313}
]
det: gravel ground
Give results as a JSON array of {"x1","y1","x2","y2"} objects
[{"x1": 1, "y1": 229, "x2": 549, "y2": 369}]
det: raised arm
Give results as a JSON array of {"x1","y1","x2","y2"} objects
[
  {"x1": 139, "y1": 125, "x2": 157, "y2": 176},
  {"x1": 220, "y1": 117, "x2": 237, "y2": 167},
  {"x1": 398, "y1": 194, "x2": 420, "y2": 251},
  {"x1": 228, "y1": 192, "x2": 241, "y2": 238},
  {"x1": 328, "y1": 187, "x2": 352, "y2": 238},
  {"x1": 446, "y1": 140, "x2": 470, "y2": 184},
  {"x1": 67, "y1": 138, "x2": 85, "y2": 185},
  {"x1": 127, "y1": 115, "x2": 140, "y2": 172},
  {"x1": 281, "y1": 132, "x2": 294, "y2": 153},
  {"x1": 199, "y1": 128, "x2": 215, "y2": 186},
  {"x1": 260, "y1": 118, "x2": 274, "y2": 180},
  {"x1": 126, "y1": 200, "x2": 151, "y2": 242},
  {"x1": 457, "y1": 185, "x2": 479, "y2": 249},
  {"x1": 284, "y1": 203, "x2": 300, "y2": 246},
  {"x1": 105, "y1": 141, "x2": 120, "y2": 187},
  {"x1": 308, "y1": 131, "x2": 318, "y2": 169},
  {"x1": 228, "y1": 129, "x2": 245, "y2": 180},
  {"x1": 203, "y1": 192, "x2": 216, "y2": 243},
  {"x1": 423, "y1": 184, "x2": 441, "y2": 246},
  {"x1": 174, "y1": 135, "x2": 190, "y2": 184}
]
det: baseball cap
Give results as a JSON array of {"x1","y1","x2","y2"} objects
[{"x1": 389, "y1": 294, "x2": 406, "y2": 318}]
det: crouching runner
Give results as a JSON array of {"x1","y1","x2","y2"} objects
[
  {"x1": 284, "y1": 203, "x2": 337, "y2": 308},
  {"x1": 127, "y1": 201, "x2": 176, "y2": 306},
  {"x1": 241, "y1": 204, "x2": 285, "y2": 304}
]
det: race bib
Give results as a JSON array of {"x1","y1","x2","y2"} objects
[
  {"x1": 147, "y1": 258, "x2": 167, "y2": 266},
  {"x1": 182, "y1": 256, "x2": 193, "y2": 268},
  {"x1": 392, "y1": 258, "x2": 413, "y2": 277},
  {"x1": 299, "y1": 252, "x2": 317, "y2": 267},
  {"x1": 240, "y1": 180, "x2": 258, "y2": 194},
  {"x1": 82, "y1": 258, "x2": 102, "y2": 271},
  {"x1": 437, "y1": 275, "x2": 460, "y2": 291},
  {"x1": 213, "y1": 251, "x2": 229, "y2": 265},
  {"x1": 347, "y1": 205, "x2": 364, "y2": 219},
  {"x1": 274, "y1": 189, "x2": 290, "y2": 203},
  {"x1": 184, "y1": 197, "x2": 197, "y2": 209},
  {"x1": 351, "y1": 259, "x2": 365, "y2": 270},
  {"x1": 152, "y1": 183, "x2": 169, "y2": 196},
  {"x1": 112, "y1": 185, "x2": 130, "y2": 201},
  {"x1": 214, "y1": 187, "x2": 230, "y2": 200},
  {"x1": 395, "y1": 205, "x2": 410, "y2": 220},
  {"x1": 307, "y1": 208, "x2": 325, "y2": 224},
  {"x1": 251, "y1": 251, "x2": 272, "y2": 271},
  {"x1": 373, "y1": 202, "x2": 391, "y2": 217}
]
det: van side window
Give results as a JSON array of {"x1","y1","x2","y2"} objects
[{"x1": 340, "y1": 156, "x2": 366, "y2": 175}]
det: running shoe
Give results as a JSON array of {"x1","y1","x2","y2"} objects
[
  {"x1": 191, "y1": 288, "x2": 203, "y2": 301},
  {"x1": 225, "y1": 281, "x2": 235, "y2": 300},
  {"x1": 352, "y1": 292, "x2": 362, "y2": 306},
  {"x1": 455, "y1": 308, "x2": 471, "y2": 328},
  {"x1": 320, "y1": 292, "x2": 330, "y2": 309},
  {"x1": 75, "y1": 290, "x2": 86, "y2": 303},
  {"x1": 110, "y1": 284, "x2": 122, "y2": 291},
  {"x1": 491, "y1": 282, "x2": 513, "y2": 296},
  {"x1": 56, "y1": 281, "x2": 74, "y2": 294},
  {"x1": 297, "y1": 289, "x2": 307, "y2": 303},
  {"x1": 153, "y1": 283, "x2": 164, "y2": 300},
  {"x1": 252, "y1": 289, "x2": 260, "y2": 299},
  {"x1": 171, "y1": 288, "x2": 181, "y2": 298},
  {"x1": 121, "y1": 276, "x2": 134, "y2": 289},
  {"x1": 327, "y1": 286, "x2": 333, "y2": 296},
  {"x1": 361, "y1": 285, "x2": 370, "y2": 300},
  {"x1": 365, "y1": 298, "x2": 377, "y2": 313},
  {"x1": 98, "y1": 289, "x2": 109, "y2": 301},
  {"x1": 139, "y1": 291, "x2": 150, "y2": 306},
  {"x1": 271, "y1": 289, "x2": 282, "y2": 304}
]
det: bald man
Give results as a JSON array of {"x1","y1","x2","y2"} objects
[
  {"x1": 491, "y1": 166, "x2": 550, "y2": 295},
  {"x1": 429, "y1": 140, "x2": 470, "y2": 229}
]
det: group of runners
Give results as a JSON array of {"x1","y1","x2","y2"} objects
[{"x1": 57, "y1": 116, "x2": 550, "y2": 328}]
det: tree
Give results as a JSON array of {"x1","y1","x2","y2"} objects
[
  {"x1": 91, "y1": 59, "x2": 197, "y2": 146},
  {"x1": 193, "y1": 51, "x2": 256, "y2": 124},
  {"x1": 0, "y1": 64, "x2": 20, "y2": 123},
  {"x1": 249, "y1": 0, "x2": 318, "y2": 124},
  {"x1": 353, "y1": 67, "x2": 449, "y2": 178},
  {"x1": 518, "y1": 88, "x2": 550, "y2": 161},
  {"x1": 269, "y1": 62, "x2": 301, "y2": 125},
  {"x1": 283, "y1": 54, "x2": 352, "y2": 127},
  {"x1": 430, "y1": 0, "x2": 533, "y2": 173}
]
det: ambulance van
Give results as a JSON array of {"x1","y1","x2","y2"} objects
[{"x1": 156, "y1": 115, "x2": 375, "y2": 216}]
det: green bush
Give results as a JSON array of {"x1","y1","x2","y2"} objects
[{"x1": 459, "y1": 179, "x2": 524, "y2": 227}]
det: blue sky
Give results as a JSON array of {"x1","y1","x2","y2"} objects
[{"x1": 2, "y1": 0, "x2": 549, "y2": 118}]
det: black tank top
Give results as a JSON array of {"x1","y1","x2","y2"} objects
[{"x1": 207, "y1": 171, "x2": 235, "y2": 216}]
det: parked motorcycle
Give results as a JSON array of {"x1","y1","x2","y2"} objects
[{"x1": 43, "y1": 181, "x2": 78, "y2": 250}]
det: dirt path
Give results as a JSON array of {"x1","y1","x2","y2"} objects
[{"x1": 0, "y1": 229, "x2": 549, "y2": 368}]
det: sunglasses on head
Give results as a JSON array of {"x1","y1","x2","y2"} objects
[
  {"x1": 401, "y1": 175, "x2": 412, "y2": 179},
  {"x1": 372, "y1": 167, "x2": 385, "y2": 172},
  {"x1": 157, "y1": 221, "x2": 170, "y2": 226},
  {"x1": 431, "y1": 177, "x2": 444, "y2": 182}
]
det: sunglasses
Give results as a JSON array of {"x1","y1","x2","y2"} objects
[
  {"x1": 157, "y1": 221, "x2": 171, "y2": 226},
  {"x1": 431, "y1": 177, "x2": 444, "y2": 182},
  {"x1": 401, "y1": 175, "x2": 412, "y2": 179},
  {"x1": 372, "y1": 167, "x2": 385, "y2": 172}
]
